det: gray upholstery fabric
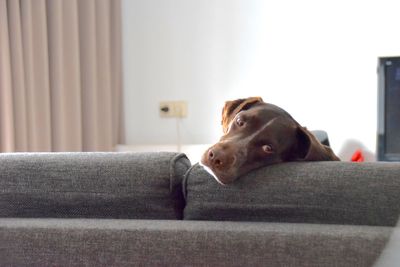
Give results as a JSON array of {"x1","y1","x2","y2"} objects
[
  {"x1": 183, "y1": 162, "x2": 400, "y2": 226},
  {"x1": 0, "y1": 218, "x2": 391, "y2": 267},
  {"x1": 0, "y1": 152, "x2": 190, "y2": 219}
]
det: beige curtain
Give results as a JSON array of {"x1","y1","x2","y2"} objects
[{"x1": 0, "y1": 0, "x2": 124, "y2": 152}]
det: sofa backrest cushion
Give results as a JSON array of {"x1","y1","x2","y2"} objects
[
  {"x1": 183, "y1": 162, "x2": 400, "y2": 226},
  {"x1": 0, "y1": 152, "x2": 190, "y2": 219}
]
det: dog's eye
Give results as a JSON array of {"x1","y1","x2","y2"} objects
[
  {"x1": 262, "y1": 144, "x2": 273, "y2": 153},
  {"x1": 236, "y1": 117, "x2": 245, "y2": 127}
]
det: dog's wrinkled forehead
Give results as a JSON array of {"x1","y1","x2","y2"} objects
[
  {"x1": 222, "y1": 98, "x2": 293, "y2": 134},
  {"x1": 226, "y1": 107, "x2": 278, "y2": 133},
  {"x1": 221, "y1": 97, "x2": 264, "y2": 133}
]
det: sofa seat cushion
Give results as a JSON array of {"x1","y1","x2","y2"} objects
[
  {"x1": 0, "y1": 218, "x2": 392, "y2": 266},
  {"x1": 0, "y1": 152, "x2": 190, "y2": 219},
  {"x1": 183, "y1": 162, "x2": 400, "y2": 226}
]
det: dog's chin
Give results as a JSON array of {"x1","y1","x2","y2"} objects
[
  {"x1": 198, "y1": 162, "x2": 227, "y2": 185},
  {"x1": 200, "y1": 161, "x2": 242, "y2": 185}
]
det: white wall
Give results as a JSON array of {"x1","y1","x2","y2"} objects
[{"x1": 122, "y1": 0, "x2": 400, "y2": 155}]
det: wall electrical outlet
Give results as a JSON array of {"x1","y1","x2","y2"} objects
[{"x1": 159, "y1": 101, "x2": 188, "y2": 118}]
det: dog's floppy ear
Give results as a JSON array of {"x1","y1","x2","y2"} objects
[
  {"x1": 221, "y1": 97, "x2": 264, "y2": 133},
  {"x1": 295, "y1": 126, "x2": 340, "y2": 161}
]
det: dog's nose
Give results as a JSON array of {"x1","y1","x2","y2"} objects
[
  {"x1": 208, "y1": 149, "x2": 223, "y2": 167},
  {"x1": 207, "y1": 148, "x2": 235, "y2": 169}
]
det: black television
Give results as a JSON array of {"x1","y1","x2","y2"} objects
[{"x1": 377, "y1": 57, "x2": 400, "y2": 161}]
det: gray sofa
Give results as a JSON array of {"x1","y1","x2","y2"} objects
[{"x1": 0, "y1": 152, "x2": 399, "y2": 266}]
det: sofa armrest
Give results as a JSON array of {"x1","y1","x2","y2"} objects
[
  {"x1": 184, "y1": 162, "x2": 400, "y2": 226},
  {"x1": 0, "y1": 152, "x2": 190, "y2": 219}
]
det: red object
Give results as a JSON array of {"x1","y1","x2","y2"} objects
[{"x1": 351, "y1": 149, "x2": 364, "y2": 162}]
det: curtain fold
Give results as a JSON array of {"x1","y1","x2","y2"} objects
[
  {"x1": 22, "y1": 0, "x2": 52, "y2": 151},
  {"x1": 0, "y1": 0, "x2": 124, "y2": 152},
  {"x1": 0, "y1": 0, "x2": 14, "y2": 152},
  {"x1": 47, "y1": 0, "x2": 82, "y2": 151},
  {"x1": 7, "y1": 0, "x2": 28, "y2": 151}
]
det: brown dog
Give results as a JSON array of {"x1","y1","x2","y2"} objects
[{"x1": 200, "y1": 97, "x2": 340, "y2": 185}]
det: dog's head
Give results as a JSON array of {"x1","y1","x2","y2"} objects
[{"x1": 200, "y1": 97, "x2": 339, "y2": 185}]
